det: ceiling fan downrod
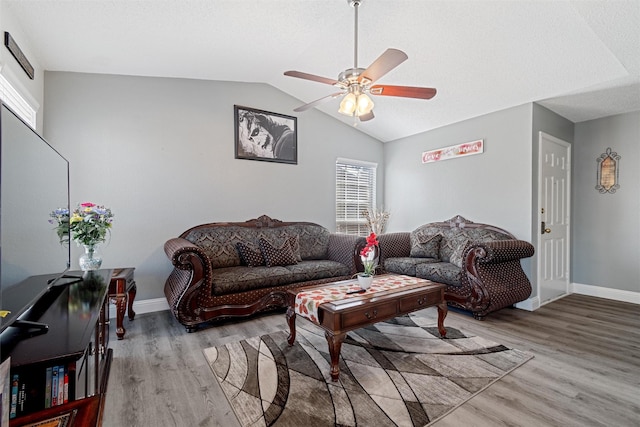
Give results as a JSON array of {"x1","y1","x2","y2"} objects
[{"x1": 350, "y1": 0, "x2": 362, "y2": 76}]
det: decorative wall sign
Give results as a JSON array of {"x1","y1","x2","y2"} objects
[
  {"x1": 422, "y1": 139, "x2": 483, "y2": 164},
  {"x1": 596, "y1": 147, "x2": 620, "y2": 193},
  {"x1": 234, "y1": 105, "x2": 297, "y2": 164},
  {"x1": 4, "y1": 32, "x2": 34, "y2": 80}
]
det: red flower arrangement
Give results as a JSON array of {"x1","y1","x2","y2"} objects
[{"x1": 360, "y1": 232, "x2": 379, "y2": 276}]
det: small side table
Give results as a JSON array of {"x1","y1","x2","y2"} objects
[{"x1": 109, "y1": 267, "x2": 137, "y2": 339}]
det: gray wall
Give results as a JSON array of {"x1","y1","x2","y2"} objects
[
  {"x1": 43, "y1": 71, "x2": 384, "y2": 301},
  {"x1": 572, "y1": 112, "x2": 639, "y2": 292},
  {"x1": 383, "y1": 103, "x2": 534, "y2": 243}
]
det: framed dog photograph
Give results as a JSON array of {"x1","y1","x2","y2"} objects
[{"x1": 234, "y1": 105, "x2": 297, "y2": 164}]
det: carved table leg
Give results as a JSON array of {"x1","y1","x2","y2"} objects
[
  {"x1": 437, "y1": 302, "x2": 448, "y2": 337},
  {"x1": 286, "y1": 306, "x2": 296, "y2": 346},
  {"x1": 127, "y1": 281, "x2": 137, "y2": 321},
  {"x1": 325, "y1": 331, "x2": 346, "y2": 382},
  {"x1": 114, "y1": 294, "x2": 126, "y2": 340}
]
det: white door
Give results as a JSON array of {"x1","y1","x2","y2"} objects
[{"x1": 538, "y1": 132, "x2": 571, "y2": 304}]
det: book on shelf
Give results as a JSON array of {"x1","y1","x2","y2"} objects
[
  {"x1": 9, "y1": 361, "x2": 74, "y2": 419},
  {"x1": 10, "y1": 373, "x2": 18, "y2": 420},
  {"x1": 45, "y1": 366, "x2": 52, "y2": 408}
]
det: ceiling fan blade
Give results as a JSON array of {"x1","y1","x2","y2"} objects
[
  {"x1": 359, "y1": 111, "x2": 375, "y2": 122},
  {"x1": 358, "y1": 48, "x2": 408, "y2": 85},
  {"x1": 293, "y1": 92, "x2": 345, "y2": 112},
  {"x1": 284, "y1": 71, "x2": 340, "y2": 86},
  {"x1": 369, "y1": 85, "x2": 437, "y2": 100}
]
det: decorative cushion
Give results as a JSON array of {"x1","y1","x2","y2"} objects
[
  {"x1": 259, "y1": 237, "x2": 298, "y2": 267},
  {"x1": 288, "y1": 234, "x2": 303, "y2": 262},
  {"x1": 449, "y1": 239, "x2": 471, "y2": 268},
  {"x1": 236, "y1": 241, "x2": 265, "y2": 267},
  {"x1": 384, "y1": 257, "x2": 439, "y2": 277},
  {"x1": 410, "y1": 233, "x2": 442, "y2": 258},
  {"x1": 416, "y1": 262, "x2": 463, "y2": 287}
]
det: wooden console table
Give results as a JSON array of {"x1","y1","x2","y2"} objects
[
  {"x1": 2, "y1": 270, "x2": 113, "y2": 427},
  {"x1": 108, "y1": 268, "x2": 136, "y2": 339}
]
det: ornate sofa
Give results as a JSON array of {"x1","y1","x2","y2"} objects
[
  {"x1": 164, "y1": 215, "x2": 363, "y2": 331},
  {"x1": 377, "y1": 215, "x2": 534, "y2": 319}
]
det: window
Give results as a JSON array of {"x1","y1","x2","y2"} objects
[
  {"x1": 0, "y1": 73, "x2": 36, "y2": 128},
  {"x1": 336, "y1": 158, "x2": 376, "y2": 235}
]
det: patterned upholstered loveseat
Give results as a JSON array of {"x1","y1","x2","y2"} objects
[
  {"x1": 164, "y1": 215, "x2": 363, "y2": 331},
  {"x1": 378, "y1": 215, "x2": 534, "y2": 320}
]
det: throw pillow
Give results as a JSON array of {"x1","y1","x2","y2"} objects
[
  {"x1": 449, "y1": 239, "x2": 471, "y2": 268},
  {"x1": 259, "y1": 237, "x2": 298, "y2": 267},
  {"x1": 236, "y1": 241, "x2": 265, "y2": 267},
  {"x1": 410, "y1": 233, "x2": 442, "y2": 258},
  {"x1": 288, "y1": 234, "x2": 303, "y2": 262}
]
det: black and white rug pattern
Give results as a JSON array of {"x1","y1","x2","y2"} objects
[{"x1": 204, "y1": 314, "x2": 532, "y2": 426}]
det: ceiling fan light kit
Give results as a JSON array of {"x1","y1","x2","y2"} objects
[
  {"x1": 284, "y1": 0, "x2": 436, "y2": 122},
  {"x1": 338, "y1": 93, "x2": 357, "y2": 115},
  {"x1": 338, "y1": 86, "x2": 374, "y2": 117}
]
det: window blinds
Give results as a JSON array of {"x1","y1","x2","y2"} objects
[{"x1": 336, "y1": 159, "x2": 376, "y2": 235}]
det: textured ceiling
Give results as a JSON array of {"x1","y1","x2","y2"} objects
[{"x1": 3, "y1": 0, "x2": 639, "y2": 142}]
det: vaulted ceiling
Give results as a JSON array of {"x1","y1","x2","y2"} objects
[{"x1": 4, "y1": 0, "x2": 639, "y2": 142}]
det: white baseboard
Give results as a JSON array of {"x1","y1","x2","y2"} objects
[
  {"x1": 571, "y1": 283, "x2": 640, "y2": 305},
  {"x1": 517, "y1": 283, "x2": 639, "y2": 313},
  {"x1": 108, "y1": 297, "x2": 169, "y2": 319},
  {"x1": 514, "y1": 296, "x2": 540, "y2": 311}
]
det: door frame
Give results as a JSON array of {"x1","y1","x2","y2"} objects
[{"x1": 537, "y1": 131, "x2": 571, "y2": 306}]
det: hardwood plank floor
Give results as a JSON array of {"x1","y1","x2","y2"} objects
[{"x1": 102, "y1": 295, "x2": 640, "y2": 426}]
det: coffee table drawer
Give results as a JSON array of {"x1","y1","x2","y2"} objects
[
  {"x1": 339, "y1": 302, "x2": 397, "y2": 329},
  {"x1": 399, "y1": 290, "x2": 443, "y2": 312}
]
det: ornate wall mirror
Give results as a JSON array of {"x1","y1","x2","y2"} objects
[{"x1": 596, "y1": 147, "x2": 620, "y2": 194}]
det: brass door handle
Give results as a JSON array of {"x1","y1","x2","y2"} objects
[
  {"x1": 544, "y1": 228, "x2": 551, "y2": 234},
  {"x1": 541, "y1": 221, "x2": 551, "y2": 234}
]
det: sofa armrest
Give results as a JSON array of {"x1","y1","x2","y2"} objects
[
  {"x1": 165, "y1": 237, "x2": 213, "y2": 274},
  {"x1": 456, "y1": 239, "x2": 534, "y2": 316},
  {"x1": 467, "y1": 239, "x2": 535, "y2": 265},
  {"x1": 164, "y1": 237, "x2": 214, "y2": 314},
  {"x1": 327, "y1": 233, "x2": 366, "y2": 275}
]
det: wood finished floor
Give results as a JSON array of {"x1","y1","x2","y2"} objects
[{"x1": 102, "y1": 294, "x2": 640, "y2": 427}]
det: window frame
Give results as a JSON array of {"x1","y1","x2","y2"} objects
[
  {"x1": 335, "y1": 158, "x2": 377, "y2": 236},
  {"x1": 0, "y1": 72, "x2": 37, "y2": 128}
]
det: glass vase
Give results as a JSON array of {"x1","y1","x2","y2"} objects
[{"x1": 79, "y1": 243, "x2": 102, "y2": 271}]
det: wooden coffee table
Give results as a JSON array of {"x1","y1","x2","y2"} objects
[{"x1": 286, "y1": 274, "x2": 447, "y2": 381}]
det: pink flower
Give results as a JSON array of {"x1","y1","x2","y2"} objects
[{"x1": 366, "y1": 232, "x2": 378, "y2": 246}]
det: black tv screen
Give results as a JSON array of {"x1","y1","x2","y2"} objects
[{"x1": 0, "y1": 102, "x2": 70, "y2": 332}]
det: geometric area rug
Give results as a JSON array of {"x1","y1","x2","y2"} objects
[{"x1": 203, "y1": 314, "x2": 533, "y2": 427}]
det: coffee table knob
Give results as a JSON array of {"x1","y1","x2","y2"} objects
[{"x1": 364, "y1": 309, "x2": 378, "y2": 320}]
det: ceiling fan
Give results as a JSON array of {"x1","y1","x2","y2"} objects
[{"x1": 284, "y1": 0, "x2": 437, "y2": 122}]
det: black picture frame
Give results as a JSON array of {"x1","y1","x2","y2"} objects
[
  {"x1": 234, "y1": 105, "x2": 297, "y2": 164},
  {"x1": 4, "y1": 32, "x2": 34, "y2": 80}
]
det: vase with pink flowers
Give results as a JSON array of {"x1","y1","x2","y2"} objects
[{"x1": 357, "y1": 232, "x2": 379, "y2": 289}]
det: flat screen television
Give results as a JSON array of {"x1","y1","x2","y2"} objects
[{"x1": 0, "y1": 102, "x2": 71, "y2": 334}]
